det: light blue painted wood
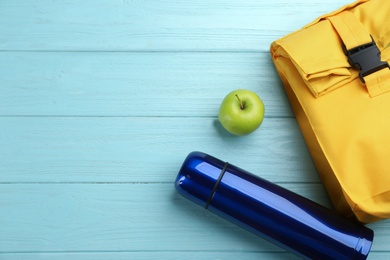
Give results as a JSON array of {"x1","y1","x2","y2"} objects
[
  {"x1": 1, "y1": 0, "x2": 389, "y2": 259},
  {"x1": 0, "y1": 0, "x2": 350, "y2": 51},
  {"x1": 0, "y1": 183, "x2": 388, "y2": 256},
  {"x1": 0, "y1": 52, "x2": 291, "y2": 117},
  {"x1": 0, "y1": 117, "x2": 318, "y2": 183},
  {"x1": 0, "y1": 252, "x2": 302, "y2": 260},
  {"x1": 0, "y1": 183, "x2": 329, "y2": 253},
  {"x1": 2, "y1": 252, "x2": 390, "y2": 260}
]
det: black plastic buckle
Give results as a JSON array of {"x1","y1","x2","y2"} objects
[{"x1": 343, "y1": 36, "x2": 390, "y2": 83}]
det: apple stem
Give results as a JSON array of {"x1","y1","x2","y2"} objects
[{"x1": 235, "y1": 94, "x2": 245, "y2": 110}]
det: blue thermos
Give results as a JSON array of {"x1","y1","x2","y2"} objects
[{"x1": 175, "y1": 151, "x2": 373, "y2": 259}]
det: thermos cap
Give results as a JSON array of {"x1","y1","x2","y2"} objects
[{"x1": 175, "y1": 151, "x2": 226, "y2": 208}]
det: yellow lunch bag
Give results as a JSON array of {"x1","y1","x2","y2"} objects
[{"x1": 271, "y1": 0, "x2": 390, "y2": 223}]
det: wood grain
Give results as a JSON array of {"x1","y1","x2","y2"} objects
[
  {"x1": 1, "y1": 0, "x2": 389, "y2": 259},
  {"x1": 0, "y1": 183, "x2": 388, "y2": 254},
  {"x1": 0, "y1": 52, "x2": 291, "y2": 117},
  {"x1": 0, "y1": 252, "x2": 301, "y2": 260},
  {"x1": 0, "y1": 183, "x2": 336, "y2": 253},
  {"x1": 0, "y1": 117, "x2": 317, "y2": 183},
  {"x1": 0, "y1": 0, "x2": 348, "y2": 51}
]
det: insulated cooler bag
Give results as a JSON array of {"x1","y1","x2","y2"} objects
[{"x1": 271, "y1": 0, "x2": 390, "y2": 223}]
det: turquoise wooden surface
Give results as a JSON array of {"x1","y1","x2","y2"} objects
[{"x1": 1, "y1": 0, "x2": 389, "y2": 259}]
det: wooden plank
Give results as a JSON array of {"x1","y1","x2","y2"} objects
[
  {"x1": 0, "y1": 117, "x2": 318, "y2": 183},
  {"x1": 0, "y1": 183, "x2": 332, "y2": 253},
  {"x1": 0, "y1": 183, "x2": 388, "y2": 254},
  {"x1": 0, "y1": 51, "x2": 291, "y2": 117},
  {"x1": 3, "y1": 0, "x2": 389, "y2": 258},
  {"x1": 2, "y1": 252, "x2": 390, "y2": 260},
  {"x1": 0, "y1": 0, "x2": 348, "y2": 51},
  {"x1": 0, "y1": 252, "x2": 301, "y2": 260}
]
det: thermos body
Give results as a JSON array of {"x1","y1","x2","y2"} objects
[{"x1": 175, "y1": 151, "x2": 373, "y2": 260}]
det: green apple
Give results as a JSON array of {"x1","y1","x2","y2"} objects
[{"x1": 218, "y1": 89, "x2": 265, "y2": 136}]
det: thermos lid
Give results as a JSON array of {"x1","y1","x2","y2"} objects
[{"x1": 175, "y1": 151, "x2": 226, "y2": 208}]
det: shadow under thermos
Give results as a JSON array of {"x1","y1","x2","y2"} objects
[{"x1": 174, "y1": 151, "x2": 373, "y2": 260}]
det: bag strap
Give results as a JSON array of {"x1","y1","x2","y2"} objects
[{"x1": 328, "y1": 11, "x2": 390, "y2": 97}]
